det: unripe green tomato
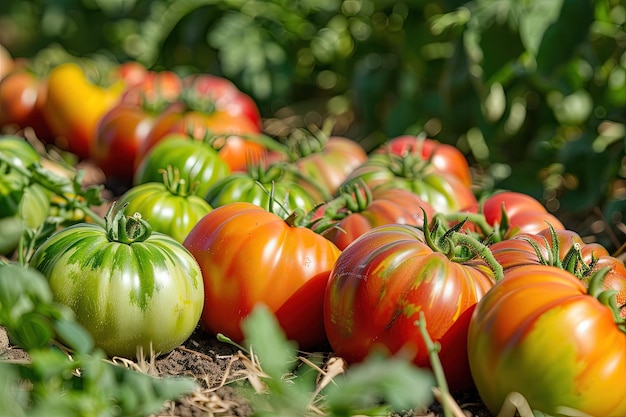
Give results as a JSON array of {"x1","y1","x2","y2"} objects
[{"x1": 29, "y1": 206, "x2": 205, "y2": 358}]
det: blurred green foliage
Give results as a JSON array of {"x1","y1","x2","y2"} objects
[{"x1": 1, "y1": 0, "x2": 626, "y2": 247}]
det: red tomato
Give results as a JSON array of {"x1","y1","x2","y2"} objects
[
  {"x1": 183, "y1": 202, "x2": 341, "y2": 350},
  {"x1": 468, "y1": 265, "x2": 626, "y2": 416},
  {"x1": 459, "y1": 190, "x2": 564, "y2": 240},
  {"x1": 92, "y1": 70, "x2": 183, "y2": 186},
  {"x1": 183, "y1": 73, "x2": 262, "y2": 129},
  {"x1": 324, "y1": 224, "x2": 499, "y2": 391},
  {"x1": 0, "y1": 68, "x2": 52, "y2": 142},
  {"x1": 378, "y1": 135, "x2": 473, "y2": 187},
  {"x1": 135, "y1": 104, "x2": 262, "y2": 169},
  {"x1": 308, "y1": 182, "x2": 437, "y2": 250}
]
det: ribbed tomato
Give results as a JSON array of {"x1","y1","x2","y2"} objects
[
  {"x1": 183, "y1": 202, "x2": 341, "y2": 350},
  {"x1": 468, "y1": 265, "x2": 626, "y2": 416},
  {"x1": 489, "y1": 225, "x2": 626, "y2": 309},
  {"x1": 29, "y1": 203, "x2": 205, "y2": 358},
  {"x1": 324, "y1": 223, "x2": 500, "y2": 391}
]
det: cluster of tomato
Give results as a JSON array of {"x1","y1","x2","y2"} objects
[{"x1": 2, "y1": 48, "x2": 626, "y2": 417}]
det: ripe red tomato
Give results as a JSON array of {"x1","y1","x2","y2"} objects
[
  {"x1": 92, "y1": 70, "x2": 183, "y2": 187},
  {"x1": 324, "y1": 224, "x2": 498, "y2": 391},
  {"x1": 468, "y1": 265, "x2": 626, "y2": 416},
  {"x1": 459, "y1": 190, "x2": 564, "y2": 241},
  {"x1": 183, "y1": 202, "x2": 341, "y2": 350},
  {"x1": 0, "y1": 44, "x2": 14, "y2": 81},
  {"x1": 182, "y1": 73, "x2": 262, "y2": 129},
  {"x1": 378, "y1": 135, "x2": 473, "y2": 187},
  {"x1": 0, "y1": 68, "x2": 52, "y2": 142}
]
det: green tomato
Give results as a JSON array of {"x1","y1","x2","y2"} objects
[
  {"x1": 117, "y1": 167, "x2": 213, "y2": 243},
  {"x1": 205, "y1": 163, "x2": 316, "y2": 218},
  {"x1": 133, "y1": 134, "x2": 230, "y2": 198},
  {"x1": 29, "y1": 204, "x2": 205, "y2": 358}
]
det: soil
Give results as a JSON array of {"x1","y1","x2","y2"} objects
[{"x1": 1, "y1": 324, "x2": 494, "y2": 417}]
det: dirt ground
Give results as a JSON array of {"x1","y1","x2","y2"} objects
[{"x1": 1, "y1": 325, "x2": 494, "y2": 417}]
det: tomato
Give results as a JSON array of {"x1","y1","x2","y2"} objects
[
  {"x1": 459, "y1": 191, "x2": 564, "y2": 241},
  {"x1": 344, "y1": 152, "x2": 477, "y2": 214},
  {"x1": 324, "y1": 223, "x2": 499, "y2": 391},
  {"x1": 468, "y1": 265, "x2": 626, "y2": 416},
  {"x1": 306, "y1": 181, "x2": 437, "y2": 250},
  {"x1": 183, "y1": 202, "x2": 341, "y2": 350},
  {"x1": 29, "y1": 203, "x2": 205, "y2": 358},
  {"x1": 134, "y1": 133, "x2": 231, "y2": 198},
  {"x1": 204, "y1": 163, "x2": 316, "y2": 219},
  {"x1": 116, "y1": 167, "x2": 213, "y2": 243},
  {"x1": 92, "y1": 71, "x2": 183, "y2": 188},
  {"x1": 489, "y1": 226, "x2": 626, "y2": 309},
  {"x1": 284, "y1": 134, "x2": 368, "y2": 203},
  {"x1": 0, "y1": 136, "x2": 50, "y2": 255},
  {"x1": 41, "y1": 62, "x2": 124, "y2": 159},
  {"x1": 377, "y1": 135, "x2": 473, "y2": 187},
  {"x1": 0, "y1": 69, "x2": 52, "y2": 142},
  {"x1": 182, "y1": 73, "x2": 262, "y2": 129}
]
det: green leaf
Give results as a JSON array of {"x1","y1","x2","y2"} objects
[
  {"x1": 325, "y1": 352, "x2": 435, "y2": 415},
  {"x1": 533, "y1": 0, "x2": 595, "y2": 74},
  {"x1": 518, "y1": 0, "x2": 564, "y2": 57},
  {"x1": 241, "y1": 305, "x2": 298, "y2": 380}
]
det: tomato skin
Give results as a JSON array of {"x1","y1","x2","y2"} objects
[
  {"x1": 116, "y1": 182, "x2": 213, "y2": 243},
  {"x1": 204, "y1": 164, "x2": 316, "y2": 218},
  {"x1": 324, "y1": 224, "x2": 496, "y2": 391},
  {"x1": 92, "y1": 104, "x2": 157, "y2": 186},
  {"x1": 379, "y1": 135, "x2": 473, "y2": 187},
  {"x1": 136, "y1": 104, "x2": 262, "y2": 167},
  {"x1": 291, "y1": 136, "x2": 368, "y2": 203},
  {"x1": 311, "y1": 186, "x2": 437, "y2": 250},
  {"x1": 183, "y1": 202, "x2": 341, "y2": 349},
  {"x1": 134, "y1": 134, "x2": 231, "y2": 198},
  {"x1": 182, "y1": 73, "x2": 262, "y2": 129},
  {"x1": 468, "y1": 265, "x2": 626, "y2": 416},
  {"x1": 0, "y1": 44, "x2": 14, "y2": 81},
  {"x1": 93, "y1": 70, "x2": 183, "y2": 186},
  {"x1": 29, "y1": 215, "x2": 205, "y2": 358},
  {"x1": 489, "y1": 226, "x2": 626, "y2": 301},
  {"x1": 344, "y1": 153, "x2": 477, "y2": 214},
  {"x1": 462, "y1": 191, "x2": 564, "y2": 239},
  {"x1": 42, "y1": 63, "x2": 124, "y2": 159},
  {"x1": 0, "y1": 69, "x2": 52, "y2": 142}
]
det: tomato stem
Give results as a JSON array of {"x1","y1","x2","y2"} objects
[
  {"x1": 105, "y1": 201, "x2": 152, "y2": 244},
  {"x1": 415, "y1": 311, "x2": 453, "y2": 417}
]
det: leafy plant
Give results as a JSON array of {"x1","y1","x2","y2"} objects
[{"x1": 221, "y1": 304, "x2": 435, "y2": 417}]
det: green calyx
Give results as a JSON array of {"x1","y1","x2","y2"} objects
[
  {"x1": 522, "y1": 223, "x2": 592, "y2": 278},
  {"x1": 422, "y1": 209, "x2": 504, "y2": 281},
  {"x1": 105, "y1": 201, "x2": 152, "y2": 244},
  {"x1": 587, "y1": 267, "x2": 626, "y2": 333},
  {"x1": 159, "y1": 165, "x2": 196, "y2": 197}
]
